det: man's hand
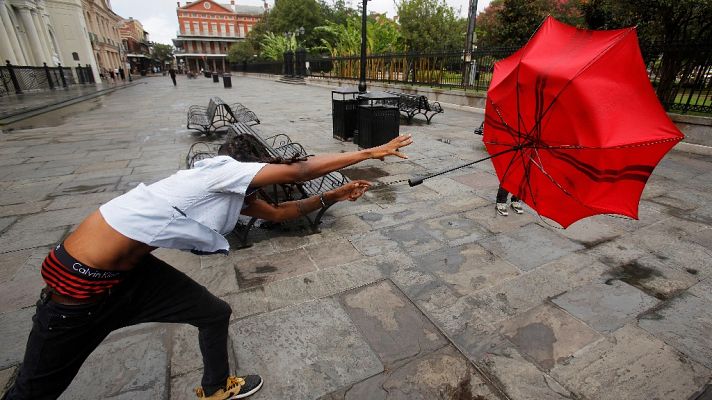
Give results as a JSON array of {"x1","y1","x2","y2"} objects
[
  {"x1": 326, "y1": 180, "x2": 371, "y2": 202},
  {"x1": 367, "y1": 135, "x2": 413, "y2": 161}
]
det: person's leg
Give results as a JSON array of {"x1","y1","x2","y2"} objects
[
  {"x1": 116, "y1": 255, "x2": 233, "y2": 395},
  {"x1": 4, "y1": 290, "x2": 114, "y2": 400},
  {"x1": 496, "y1": 187, "x2": 509, "y2": 203},
  {"x1": 496, "y1": 186, "x2": 509, "y2": 216}
]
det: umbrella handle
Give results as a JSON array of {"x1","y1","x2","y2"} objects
[{"x1": 408, "y1": 145, "x2": 522, "y2": 187}]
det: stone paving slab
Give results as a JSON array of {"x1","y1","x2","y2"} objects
[
  {"x1": 320, "y1": 346, "x2": 500, "y2": 400},
  {"x1": 60, "y1": 326, "x2": 170, "y2": 400},
  {"x1": 230, "y1": 298, "x2": 383, "y2": 400},
  {"x1": 552, "y1": 280, "x2": 659, "y2": 333},
  {"x1": 639, "y1": 292, "x2": 712, "y2": 369},
  {"x1": 479, "y1": 223, "x2": 585, "y2": 271},
  {"x1": 339, "y1": 280, "x2": 447, "y2": 368},
  {"x1": 550, "y1": 324, "x2": 711, "y2": 400},
  {"x1": 0, "y1": 307, "x2": 36, "y2": 369},
  {"x1": 500, "y1": 303, "x2": 602, "y2": 371}
]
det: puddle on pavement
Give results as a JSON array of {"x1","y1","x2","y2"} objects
[
  {"x1": 341, "y1": 166, "x2": 390, "y2": 180},
  {"x1": 606, "y1": 261, "x2": 666, "y2": 299},
  {"x1": 366, "y1": 184, "x2": 397, "y2": 204},
  {"x1": 3, "y1": 98, "x2": 104, "y2": 131}
]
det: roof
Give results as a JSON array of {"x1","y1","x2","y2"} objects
[{"x1": 228, "y1": 4, "x2": 264, "y2": 15}]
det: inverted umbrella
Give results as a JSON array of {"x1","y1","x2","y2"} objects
[{"x1": 411, "y1": 16, "x2": 683, "y2": 228}]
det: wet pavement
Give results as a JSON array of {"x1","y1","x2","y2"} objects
[{"x1": 0, "y1": 75, "x2": 711, "y2": 399}]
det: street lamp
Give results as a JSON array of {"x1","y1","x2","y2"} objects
[
  {"x1": 463, "y1": 0, "x2": 478, "y2": 87},
  {"x1": 358, "y1": 0, "x2": 369, "y2": 92}
]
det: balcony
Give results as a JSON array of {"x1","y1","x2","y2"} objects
[
  {"x1": 174, "y1": 49, "x2": 228, "y2": 57},
  {"x1": 176, "y1": 30, "x2": 243, "y2": 40}
]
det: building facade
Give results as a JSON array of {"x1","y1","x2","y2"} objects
[
  {"x1": 119, "y1": 16, "x2": 150, "y2": 74},
  {"x1": 173, "y1": 0, "x2": 264, "y2": 74},
  {"x1": 45, "y1": 0, "x2": 100, "y2": 80},
  {"x1": 0, "y1": 0, "x2": 64, "y2": 67},
  {"x1": 81, "y1": 0, "x2": 122, "y2": 76}
]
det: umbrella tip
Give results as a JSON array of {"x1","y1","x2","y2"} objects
[{"x1": 408, "y1": 176, "x2": 424, "y2": 187}]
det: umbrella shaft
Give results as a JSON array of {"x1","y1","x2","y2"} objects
[{"x1": 408, "y1": 146, "x2": 521, "y2": 187}]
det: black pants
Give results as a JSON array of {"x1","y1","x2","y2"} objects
[
  {"x1": 4, "y1": 254, "x2": 231, "y2": 400},
  {"x1": 496, "y1": 186, "x2": 519, "y2": 203}
]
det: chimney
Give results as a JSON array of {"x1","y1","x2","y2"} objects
[
  {"x1": 230, "y1": 0, "x2": 234, "y2": 4},
  {"x1": 176, "y1": 1, "x2": 180, "y2": 6}
]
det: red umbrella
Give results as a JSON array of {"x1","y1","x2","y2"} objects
[{"x1": 483, "y1": 16, "x2": 684, "y2": 228}]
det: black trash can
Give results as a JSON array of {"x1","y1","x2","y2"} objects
[
  {"x1": 223, "y1": 74, "x2": 232, "y2": 88},
  {"x1": 212, "y1": 72, "x2": 219, "y2": 83},
  {"x1": 356, "y1": 92, "x2": 400, "y2": 148},
  {"x1": 332, "y1": 87, "x2": 360, "y2": 141},
  {"x1": 204, "y1": 70, "x2": 211, "y2": 78}
]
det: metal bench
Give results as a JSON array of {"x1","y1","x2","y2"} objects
[
  {"x1": 186, "y1": 122, "x2": 349, "y2": 248},
  {"x1": 187, "y1": 97, "x2": 260, "y2": 135},
  {"x1": 387, "y1": 91, "x2": 444, "y2": 124}
]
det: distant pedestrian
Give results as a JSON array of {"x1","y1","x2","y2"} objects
[
  {"x1": 169, "y1": 68, "x2": 177, "y2": 86},
  {"x1": 109, "y1": 69, "x2": 115, "y2": 81},
  {"x1": 119, "y1": 67, "x2": 125, "y2": 81}
]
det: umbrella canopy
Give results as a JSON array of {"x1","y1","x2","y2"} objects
[{"x1": 483, "y1": 16, "x2": 684, "y2": 228}]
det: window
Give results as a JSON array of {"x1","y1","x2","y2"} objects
[
  {"x1": 72, "y1": 52, "x2": 80, "y2": 61},
  {"x1": 184, "y1": 22, "x2": 190, "y2": 33},
  {"x1": 201, "y1": 22, "x2": 208, "y2": 33},
  {"x1": 219, "y1": 23, "x2": 225, "y2": 35}
]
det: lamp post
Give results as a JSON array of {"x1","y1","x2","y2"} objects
[
  {"x1": 358, "y1": 0, "x2": 368, "y2": 92},
  {"x1": 463, "y1": 0, "x2": 478, "y2": 87}
]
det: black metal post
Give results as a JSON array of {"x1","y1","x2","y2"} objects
[
  {"x1": 358, "y1": 0, "x2": 368, "y2": 92},
  {"x1": 6, "y1": 60, "x2": 22, "y2": 94},
  {"x1": 77, "y1": 63, "x2": 84, "y2": 84},
  {"x1": 462, "y1": 0, "x2": 478, "y2": 87},
  {"x1": 58, "y1": 63, "x2": 67, "y2": 87},
  {"x1": 86, "y1": 64, "x2": 94, "y2": 83},
  {"x1": 44, "y1": 63, "x2": 54, "y2": 90}
]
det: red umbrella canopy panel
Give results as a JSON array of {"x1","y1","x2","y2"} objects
[{"x1": 483, "y1": 16, "x2": 684, "y2": 228}]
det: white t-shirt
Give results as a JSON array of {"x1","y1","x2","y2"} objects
[{"x1": 99, "y1": 156, "x2": 266, "y2": 254}]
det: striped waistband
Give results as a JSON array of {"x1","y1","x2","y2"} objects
[{"x1": 41, "y1": 243, "x2": 126, "y2": 300}]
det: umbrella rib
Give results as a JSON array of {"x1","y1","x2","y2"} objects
[{"x1": 523, "y1": 27, "x2": 636, "y2": 142}]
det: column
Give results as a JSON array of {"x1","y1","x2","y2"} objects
[
  {"x1": 0, "y1": 0, "x2": 25, "y2": 64},
  {"x1": 17, "y1": 6, "x2": 44, "y2": 64},
  {"x1": 0, "y1": 6, "x2": 17, "y2": 63},
  {"x1": 221, "y1": 58, "x2": 225, "y2": 72},
  {"x1": 31, "y1": 8, "x2": 53, "y2": 65}
]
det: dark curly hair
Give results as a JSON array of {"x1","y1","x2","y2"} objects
[{"x1": 218, "y1": 134, "x2": 306, "y2": 164}]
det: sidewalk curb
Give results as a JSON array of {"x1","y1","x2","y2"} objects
[{"x1": 0, "y1": 82, "x2": 144, "y2": 127}]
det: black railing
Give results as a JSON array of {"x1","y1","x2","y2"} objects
[
  {"x1": 230, "y1": 61, "x2": 283, "y2": 75},
  {"x1": 307, "y1": 49, "x2": 519, "y2": 92},
  {"x1": 1, "y1": 61, "x2": 91, "y2": 96},
  {"x1": 641, "y1": 42, "x2": 711, "y2": 114}
]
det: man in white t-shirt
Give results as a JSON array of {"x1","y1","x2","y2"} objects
[{"x1": 4, "y1": 135, "x2": 412, "y2": 400}]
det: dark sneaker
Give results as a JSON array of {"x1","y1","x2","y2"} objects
[{"x1": 195, "y1": 375, "x2": 263, "y2": 399}]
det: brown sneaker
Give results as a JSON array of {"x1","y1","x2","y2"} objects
[{"x1": 195, "y1": 375, "x2": 263, "y2": 399}]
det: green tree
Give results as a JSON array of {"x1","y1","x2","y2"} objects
[
  {"x1": 259, "y1": 32, "x2": 300, "y2": 60},
  {"x1": 580, "y1": 0, "x2": 712, "y2": 108},
  {"x1": 476, "y1": 0, "x2": 584, "y2": 47},
  {"x1": 266, "y1": 0, "x2": 324, "y2": 48},
  {"x1": 397, "y1": 0, "x2": 466, "y2": 52},
  {"x1": 314, "y1": 15, "x2": 404, "y2": 56},
  {"x1": 227, "y1": 40, "x2": 260, "y2": 63},
  {"x1": 150, "y1": 43, "x2": 174, "y2": 66}
]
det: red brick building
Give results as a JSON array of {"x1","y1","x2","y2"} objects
[
  {"x1": 119, "y1": 17, "x2": 151, "y2": 74},
  {"x1": 173, "y1": 0, "x2": 265, "y2": 73}
]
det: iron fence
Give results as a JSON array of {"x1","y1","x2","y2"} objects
[
  {"x1": 307, "y1": 48, "x2": 519, "y2": 93},
  {"x1": 1, "y1": 62, "x2": 91, "y2": 96},
  {"x1": 230, "y1": 61, "x2": 283, "y2": 75},
  {"x1": 641, "y1": 42, "x2": 711, "y2": 114}
]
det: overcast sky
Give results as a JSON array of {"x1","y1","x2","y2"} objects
[{"x1": 112, "y1": 0, "x2": 492, "y2": 45}]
